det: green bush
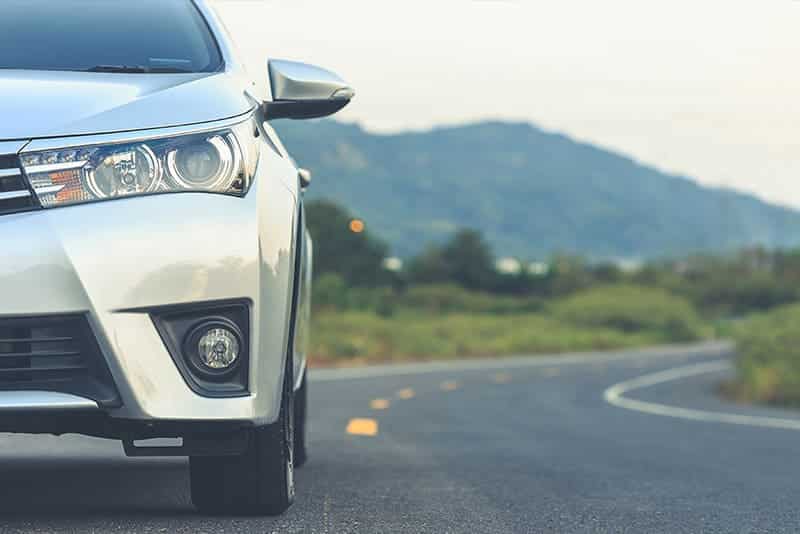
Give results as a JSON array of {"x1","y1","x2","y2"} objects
[
  {"x1": 312, "y1": 275, "x2": 397, "y2": 315},
  {"x1": 551, "y1": 284, "x2": 705, "y2": 342},
  {"x1": 310, "y1": 311, "x2": 656, "y2": 364},
  {"x1": 312, "y1": 282, "x2": 543, "y2": 316},
  {"x1": 397, "y1": 284, "x2": 543, "y2": 315},
  {"x1": 307, "y1": 283, "x2": 710, "y2": 365},
  {"x1": 670, "y1": 274, "x2": 798, "y2": 317},
  {"x1": 312, "y1": 273, "x2": 351, "y2": 309},
  {"x1": 733, "y1": 304, "x2": 800, "y2": 405}
]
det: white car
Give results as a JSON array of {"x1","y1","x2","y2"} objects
[{"x1": 0, "y1": 0, "x2": 353, "y2": 515}]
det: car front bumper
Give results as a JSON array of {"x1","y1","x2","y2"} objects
[{"x1": 0, "y1": 173, "x2": 298, "y2": 426}]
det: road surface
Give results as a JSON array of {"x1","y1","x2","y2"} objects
[{"x1": 1, "y1": 342, "x2": 798, "y2": 533}]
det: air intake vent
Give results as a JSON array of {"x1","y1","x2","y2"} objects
[
  {"x1": 0, "y1": 154, "x2": 38, "y2": 215},
  {"x1": 0, "y1": 315, "x2": 120, "y2": 407}
]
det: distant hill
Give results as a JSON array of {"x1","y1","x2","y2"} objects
[{"x1": 274, "y1": 120, "x2": 800, "y2": 259}]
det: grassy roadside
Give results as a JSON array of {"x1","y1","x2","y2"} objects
[
  {"x1": 727, "y1": 304, "x2": 800, "y2": 406},
  {"x1": 309, "y1": 284, "x2": 711, "y2": 367}
]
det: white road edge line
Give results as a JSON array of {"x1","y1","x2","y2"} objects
[
  {"x1": 310, "y1": 341, "x2": 732, "y2": 382},
  {"x1": 603, "y1": 360, "x2": 800, "y2": 431}
]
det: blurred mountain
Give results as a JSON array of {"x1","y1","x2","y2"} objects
[{"x1": 274, "y1": 120, "x2": 800, "y2": 259}]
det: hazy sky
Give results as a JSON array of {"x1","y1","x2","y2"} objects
[{"x1": 213, "y1": 0, "x2": 800, "y2": 209}]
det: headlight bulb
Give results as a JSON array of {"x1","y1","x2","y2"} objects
[
  {"x1": 87, "y1": 144, "x2": 161, "y2": 198},
  {"x1": 166, "y1": 134, "x2": 238, "y2": 190}
]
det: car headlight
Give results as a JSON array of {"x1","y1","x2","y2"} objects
[{"x1": 21, "y1": 120, "x2": 259, "y2": 208}]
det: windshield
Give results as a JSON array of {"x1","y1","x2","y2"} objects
[{"x1": 0, "y1": 0, "x2": 222, "y2": 73}]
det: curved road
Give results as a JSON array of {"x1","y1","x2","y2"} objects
[{"x1": 1, "y1": 342, "x2": 799, "y2": 533}]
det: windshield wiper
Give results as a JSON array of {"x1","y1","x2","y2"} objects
[
  {"x1": 86, "y1": 65, "x2": 149, "y2": 73},
  {"x1": 86, "y1": 65, "x2": 193, "y2": 74}
]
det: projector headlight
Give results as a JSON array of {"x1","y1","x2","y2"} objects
[{"x1": 21, "y1": 120, "x2": 258, "y2": 208}]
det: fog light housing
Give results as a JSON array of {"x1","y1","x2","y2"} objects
[
  {"x1": 184, "y1": 319, "x2": 243, "y2": 379},
  {"x1": 151, "y1": 300, "x2": 250, "y2": 397}
]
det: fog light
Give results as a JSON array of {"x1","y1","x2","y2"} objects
[
  {"x1": 182, "y1": 319, "x2": 244, "y2": 379},
  {"x1": 198, "y1": 327, "x2": 239, "y2": 370}
]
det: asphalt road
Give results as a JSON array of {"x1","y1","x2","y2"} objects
[{"x1": 1, "y1": 342, "x2": 799, "y2": 533}]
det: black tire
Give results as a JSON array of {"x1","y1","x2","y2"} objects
[
  {"x1": 190, "y1": 361, "x2": 295, "y2": 516},
  {"x1": 293, "y1": 370, "x2": 308, "y2": 468}
]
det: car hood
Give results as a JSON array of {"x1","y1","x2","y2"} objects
[{"x1": 0, "y1": 70, "x2": 257, "y2": 142}]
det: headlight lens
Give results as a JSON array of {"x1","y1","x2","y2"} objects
[{"x1": 21, "y1": 120, "x2": 258, "y2": 208}]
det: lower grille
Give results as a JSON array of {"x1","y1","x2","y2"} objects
[
  {"x1": 0, "y1": 315, "x2": 120, "y2": 407},
  {"x1": 0, "y1": 154, "x2": 38, "y2": 215}
]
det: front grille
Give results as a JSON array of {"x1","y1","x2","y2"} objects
[
  {"x1": 0, "y1": 315, "x2": 120, "y2": 407},
  {"x1": 0, "y1": 154, "x2": 38, "y2": 215}
]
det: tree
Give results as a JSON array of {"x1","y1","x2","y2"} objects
[
  {"x1": 305, "y1": 200, "x2": 390, "y2": 287},
  {"x1": 409, "y1": 229, "x2": 497, "y2": 291}
]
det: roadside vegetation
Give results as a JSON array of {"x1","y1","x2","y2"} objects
[
  {"x1": 307, "y1": 199, "x2": 800, "y2": 406},
  {"x1": 728, "y1": 305, "x2": 800, "y2": 406},
  {"x1": 310, "y1": 283, "x2": 703, "y2": 365}
]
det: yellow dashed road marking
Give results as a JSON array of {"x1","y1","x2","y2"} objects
[
  {"x1": 370, "y1": 398, "x2": 390, "y2": 410},
  {"x1": 346, "y1": 418, "x2": 379, "y2": 437},
  {"x1": 493, "y1": 372, "x2": 512, "y2": 384},
  {"x1": 440, "y1": 380, "x2": 460, "y2": 391},
  {"x1": 397, "y1": 388, "x2": 416, "y2": 400}
]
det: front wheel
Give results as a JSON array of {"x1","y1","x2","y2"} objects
[{"x1": 190, "y1": 364, "x2": 295, "y2": 515}]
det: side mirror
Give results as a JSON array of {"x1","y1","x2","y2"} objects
[
  {"x1": 298, "y1": 168, "x2": 312, "y2": 190},
  {"x1": 264, "y1": 59, "x2": 355, "y2": 121}
]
